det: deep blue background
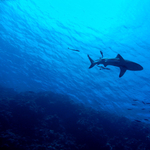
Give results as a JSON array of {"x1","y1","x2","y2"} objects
[{"x1": 0, "y1": 0, "x2": 150, "y2": 122}]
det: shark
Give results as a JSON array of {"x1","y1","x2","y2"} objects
[{"x1": 87, "y1": 53, "x2": 143, "y2": 77}]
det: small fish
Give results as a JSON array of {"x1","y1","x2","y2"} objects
[
  {"x1": 127, "y1": 108, "x2": 132, "y2": 110},
  {"x1": 28, "y1": 91, "x2": 35, "y2": 94},
  {"x1": 135, "y1": 120, "x2": 141, "y2": 122},
  {"x1": 144, "y1": 119, "x2": 149, "y2": 121},
  {"x1": 68, "y1": 47, "x2": 80, "y2": 52},
  {"x1": 100, "y1": 51, "x2": 103, "y2": 58},
  {"x1": 98, "y1": 66, "x2": 110, "y2": 70},
  {"x1": 146, "y1": 103, "x2": 150, "y2": 104},
  {"x1": 141, "y1": 108, "x2": 145, "y2": 110},
  {"x1": 132, "y1": 104, "x2": 137, "y2": 106},
  {"x1": 142, "y1": 101, "x2": 146, "y2": 104},
  {"x1": 133, "y1": 99, "x2": 138, "y2": 101}
]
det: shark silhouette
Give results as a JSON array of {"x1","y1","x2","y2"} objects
[{"x1": 87, "y1": 54, "x2": 143, "y2": 77}]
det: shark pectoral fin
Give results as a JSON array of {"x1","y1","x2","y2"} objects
[{"x1": 119, "y1": 67, "x2": 126, "y2": 77}]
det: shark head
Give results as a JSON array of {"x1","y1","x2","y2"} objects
[{"x1": 116, "y1": 54, "x2": 143, "y2": 77}]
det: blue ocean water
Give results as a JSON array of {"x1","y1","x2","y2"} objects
[
  {"x1": 0, "y1": 0, "x2": 150, "y2": 123},
  {"x1": 1, "y1": 0, "x2": 150, "y2": 149}
]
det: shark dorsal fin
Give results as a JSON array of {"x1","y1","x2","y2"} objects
[
  {"x1": 119, "y1": 67, "x2": 126, "y2": 77},
  {"x1": 116, "y1": 54, "x2": 124, "y2": 62}
]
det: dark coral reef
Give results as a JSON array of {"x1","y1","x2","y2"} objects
[{"x1": 0, "y1": 86, "x2": 150, "y2": 150}]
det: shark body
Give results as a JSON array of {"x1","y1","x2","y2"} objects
[{"x1": 87, "y1": 54, "x2": 143, "y2": 77}]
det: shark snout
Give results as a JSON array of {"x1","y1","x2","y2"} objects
[
  {"x1": 138, "y1": 65, "x2": 143, "y2": 70},
  {"x1": 129, "y1": 63, "x2": 143, "y2": 71}
]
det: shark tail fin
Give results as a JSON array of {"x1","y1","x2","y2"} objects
[{"x1": 87, "y1": 55, "x2": 96, "y2": 69}]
